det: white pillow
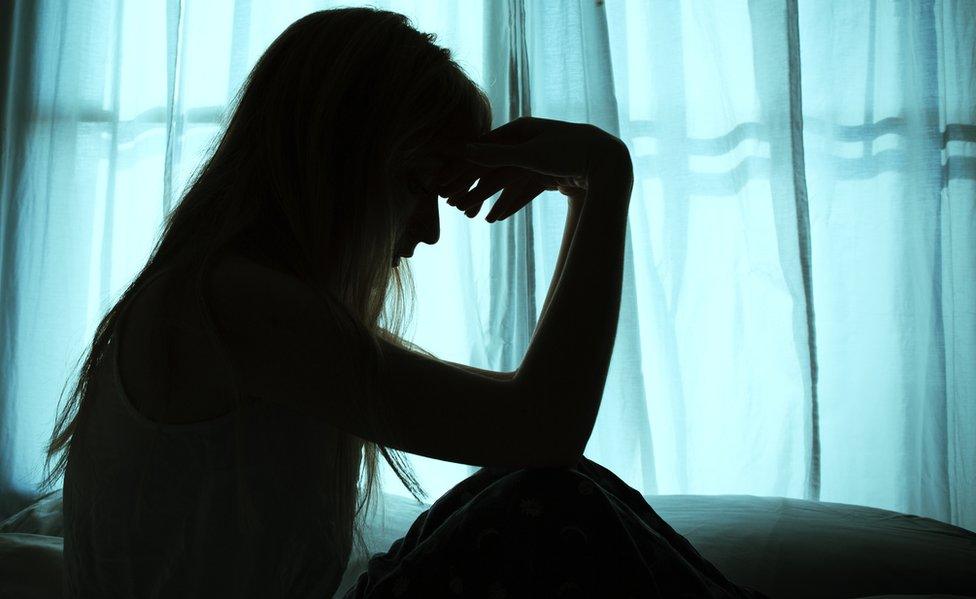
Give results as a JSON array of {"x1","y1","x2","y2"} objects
[{"x1": 0, "y1": 491, "x2": 63, "y2": 537}]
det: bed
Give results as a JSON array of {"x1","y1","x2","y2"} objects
[{"x1": 1, "y1": 489, "x2": 973, "y2": 598}]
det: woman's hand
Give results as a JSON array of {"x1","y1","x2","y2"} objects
[{"x1": 435, "y1": 117, "x2": 631, "y2": 222}]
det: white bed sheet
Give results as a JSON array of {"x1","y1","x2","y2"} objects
[
  {"x1": 2, "y1": 490, "x2": 973, "y2": 599},
  {"x1": 334, "y1": 493, "x2": 976, "y2": 599}
]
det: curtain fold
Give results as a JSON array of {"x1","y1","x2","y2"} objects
[
  {"x1": 746, "y1": 0, "x2": 820, "y2": 501},
  {"x1": 1, "y1": 0, "x2": 973, "y2": 532},
  {"x1": 484, "y1": 0, "x2": 538, "y2": 380},
  {"x1": 606, "y1": 0, "x2": 813, "y2": 501}
]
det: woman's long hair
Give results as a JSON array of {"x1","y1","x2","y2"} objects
[{"x1": 40, "y1": 7, "x2": 491, "y2": 564}]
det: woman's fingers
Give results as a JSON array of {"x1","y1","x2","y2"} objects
[
  {"x1": 483, "y1": 178, "x2": 533, "y2": 222},
  {"x1": 464, "y1": 138, "x2": 582, "y2": 177},
  {"x1": 486, "y1": 180, "x2": 547, "y2": 222},
  {"x1": 450, "y1": 167, "x2": 521, "y2": 211},
  {"x1": 437, "y1": 163, "x2": 482, "y2": 198},
  {"x1": 463, "y1": 199, "x2": 485, "y2": 218},
  {"x1": 446, "y1": 171, "x2": 561, "y2": 222},
  {"x1": 463, "y1": 142, "x2": 537, "y2": 170}
]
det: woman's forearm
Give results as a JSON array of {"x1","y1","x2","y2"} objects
[
  {"x1": 515, "y1": 153, "x2": 633, "y2": 454},
  {"x1": 531, "y1": 196, "x2": 583, "y2": 348}
]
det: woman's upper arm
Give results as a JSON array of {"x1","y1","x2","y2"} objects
[
  {"x1": 204, "y1": 254, "x2": 577, "y2": 469},
  {"x1": 437, "y1": 360, "x2": 515, "y2": 381}
]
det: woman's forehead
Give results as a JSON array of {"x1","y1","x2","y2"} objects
[
  {"x1": 405, "y1": 150, "x2": 454, "y2": 182},
  {"x1": 415, "y1": 139, "x2": 464, "y2": 165},
  {"x1": 403, "y1": 136, "x2": 470, "y2": 185}
]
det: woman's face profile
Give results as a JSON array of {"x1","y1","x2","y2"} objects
[{"x1": 393, "y1": 148, "x2": 456, "y2": 266}]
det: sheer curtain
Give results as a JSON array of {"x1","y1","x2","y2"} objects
[{"x1": 1, "y1": 0, "x2": 973, "y2": 531}]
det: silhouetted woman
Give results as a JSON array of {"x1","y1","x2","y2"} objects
[{"x1": 44, "y1": 8, "x2": 772, "y2": 599}]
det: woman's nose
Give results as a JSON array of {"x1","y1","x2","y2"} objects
[{"x1": 422, "y1": 219, "x2": 439, "y2": 245}]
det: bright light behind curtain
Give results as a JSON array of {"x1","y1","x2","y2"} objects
[{"x1": 1, "y1": 0, "x2": 972, "y2": 532}]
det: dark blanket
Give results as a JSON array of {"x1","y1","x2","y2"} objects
[{"x1": 344, "y1": 456, "x2": 773, "y2": 598}]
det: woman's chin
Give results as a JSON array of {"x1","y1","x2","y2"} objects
[{"x1": 392, "y1": 250, "x2": 414, "y2": 267}]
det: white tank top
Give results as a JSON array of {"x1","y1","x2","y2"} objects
[{"x1": 62, "y1": 268, "x2": 360, "y2": 598}]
